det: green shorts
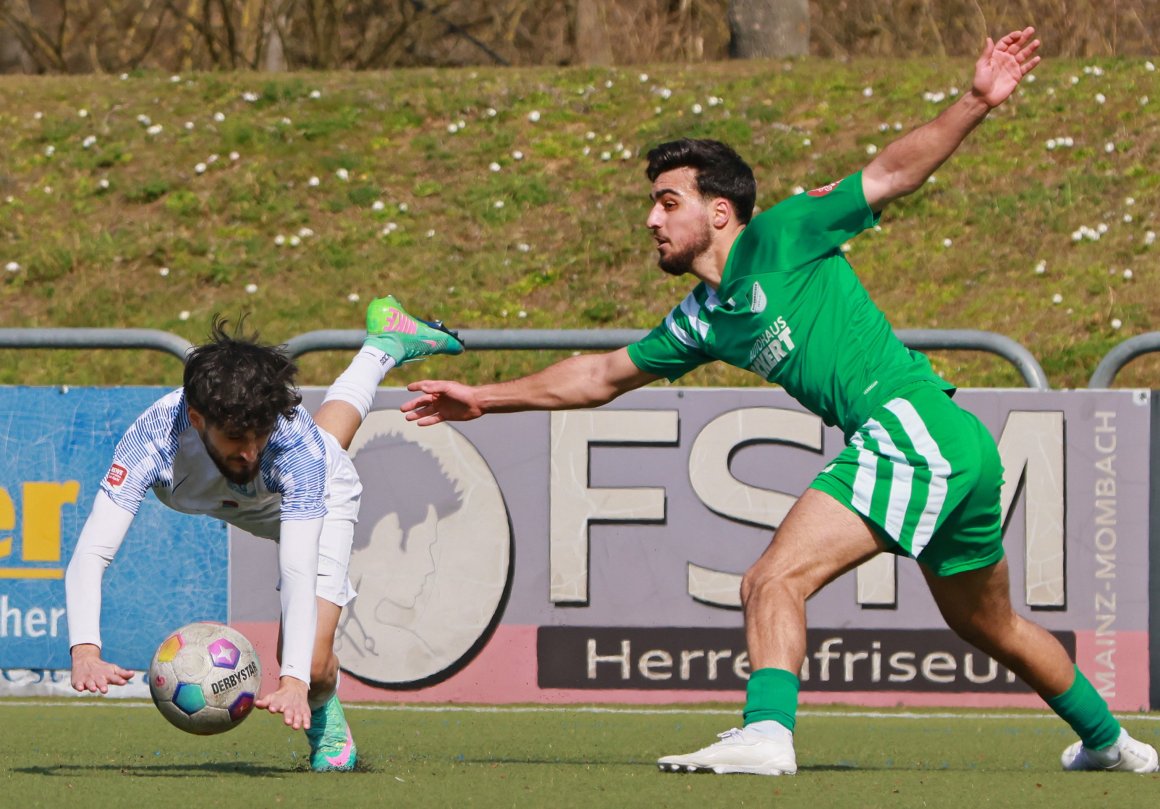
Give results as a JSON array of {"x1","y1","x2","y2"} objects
[{"x1": 810, "y1": 382, "x2": 1006, "y2": 576}]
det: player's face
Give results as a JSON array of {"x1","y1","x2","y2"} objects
[
  {"x1": 646, "y1": 167, "x2": 714, "y2": 277},
  {"x1": 189, "y1": 409, "x2": 272, "y2": 484}
]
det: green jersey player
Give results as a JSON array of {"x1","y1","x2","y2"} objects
[{"x1": 402, "y1": 26, "x2": 1156, "y2": 775}]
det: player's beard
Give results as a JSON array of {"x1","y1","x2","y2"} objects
[
  {"x1": 200, "y1": 434, "x2": 262, "y2": 485},
  {"x1": 657, "y1": 220, "x2": 713, "y2": 277}
]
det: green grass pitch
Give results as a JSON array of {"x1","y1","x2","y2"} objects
[{"x1": 1, "y1": 700, "x2": 1157, "y2": 808}]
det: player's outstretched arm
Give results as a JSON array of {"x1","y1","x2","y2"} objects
[
  {"x1": 862, "y1": 26, "x2": 1041, "y2": 212},
  {"x1": 70, "y1": 643, "x2": 134, "y2": 693},
  {"x1": 66, "y1": 492, "x2": 136, "y2": 694},
  {"x1": 402, "y1": 348, "x2": 660, "y2": 426}
]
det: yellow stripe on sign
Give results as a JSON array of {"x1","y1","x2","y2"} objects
[{"x1": 0, "y1": 568, "x2": 64, "y2": 579}]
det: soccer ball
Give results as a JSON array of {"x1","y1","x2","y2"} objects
[{"x1": 147, "y1": 621, "x2": 261, "y2": 735}]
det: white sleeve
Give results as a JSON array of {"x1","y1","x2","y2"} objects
[
  {"x1": 277, "y1": 517, "x2": 322, "y2": 685},
  {"x1": 65, "y1": 490, "x2": 135, "y2": 650}
]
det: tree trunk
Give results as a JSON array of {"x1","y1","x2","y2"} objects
[
  {"x1": 263, "y1": 11, "x2": 288, "y2": 70},
  {"x1": 0, "y1": 22, "x2": 32, "y2": 72},
  {"x1": 728, "y1": 0, "x2": 808, "y2": 59},
  {"x1": 572, "y1": 0, "x2": 612, "y2": 66}
]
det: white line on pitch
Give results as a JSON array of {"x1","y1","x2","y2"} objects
[{"x1": 2, "y1": 700, "x2": 1157, "y2": 722}]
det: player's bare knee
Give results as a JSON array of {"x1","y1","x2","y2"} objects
[{"x1": 740, "y1": 564, "x2": 797, "y2": 610}]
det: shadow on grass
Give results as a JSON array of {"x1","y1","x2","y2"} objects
[
  {"x1": 458, "y1": 757, "x2": 883, "y2": 773},
  {"x1": 16, "y1": 762, "x2": 290, "y2": 778}
]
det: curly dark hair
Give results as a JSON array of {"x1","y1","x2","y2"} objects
[
  {"x1": 183, "y1": 315, "x2": 301, "y2": 432},
  {"x1": 645, "y1": 138, "x2": 757, "y2": 225}
]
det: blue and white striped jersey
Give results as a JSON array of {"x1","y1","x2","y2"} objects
[{"x1": 101, "y1": 388, "x2": 330, "y2": 539}]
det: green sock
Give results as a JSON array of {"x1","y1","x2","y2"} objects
[
  {"x1": 742, "y1": 667, "x2": 799, "y2": 732},
  {"x1": 1046, "y1": 666, "x2": 1120, "y2": 750}
]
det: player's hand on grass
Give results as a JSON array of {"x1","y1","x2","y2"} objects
[
  {"x1": 972, "y1": 26, "x2": 1041, "y2": 108},
  {"x1": 402, "y1": 380, "x2": 483, "y2": 425},
  {"x1": 255, "y1": 675, "x2": 311, "y2": 730},
  {"x1": 70, "y1": 643, "x2": 134, "y2": 693}
]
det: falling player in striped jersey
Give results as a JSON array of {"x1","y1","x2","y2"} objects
[
  {"x1": 66, "y1": 296, "x2": 463, "y2": 772},
  {"x1": 401, "y1": 28, "x2": 1157, "y2": 774}
]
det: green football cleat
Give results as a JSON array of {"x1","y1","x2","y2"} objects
[
  {"x1": 364, "y1": 295, "x2": 465, "y2": 364},
  {"x1": 305, "y1": 694, "x2": 357, "y2": 772}
]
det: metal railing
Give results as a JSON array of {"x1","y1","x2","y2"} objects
[
  {"x1": 1089, "y1": 332, "x2": 1160, "y2": 388},
  {"x1": 0, "y1": 326, "x2": 1052, "y2": 389},
  {"x1": 0, "y1": 328, "x2": 192, "y2": 361}
]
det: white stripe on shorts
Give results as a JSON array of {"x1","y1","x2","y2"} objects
[
  {"x1": 884, "y1": 398, "x2": 951, "y2": 557},
  {"x1": 849, "y1": 433, "x2": 877, "y2": 517},
  {"x1": 863, "y1": 418, "x2": 915, "y2": 542}
]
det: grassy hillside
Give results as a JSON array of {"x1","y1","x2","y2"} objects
[{"x1": 1, "y1": 57, "x2": 1158, "y2": 390}]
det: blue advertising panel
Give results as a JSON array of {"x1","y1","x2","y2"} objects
[{"x1": 0, "y1": 386, "x2": 228, "y2": 670}]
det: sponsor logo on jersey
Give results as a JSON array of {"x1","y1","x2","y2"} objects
[
  {"x1": 750, "y1": 281, "x2": 767, "y2": 313},
  {"x1": 106, "y1": 464, "x2": 128, "y2": 487},
  {"x1": 747, "y1": 315, "x2": 796, "y2": 378},
  {"x1": 808, "y1": 178, "x2": 842, "y2": 197}
]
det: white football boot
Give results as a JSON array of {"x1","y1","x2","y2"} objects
[
  {"x1": 657, "y1": 725, "x2": 797, "y2": 776},
  {"x1": 1061, "y1": 728, "x2": 1159, "y2": 773}
]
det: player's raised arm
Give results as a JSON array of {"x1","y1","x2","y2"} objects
[
  {"x1": 861, "y1": 26, "x2": 1041, "y2": 212},
  {"x1": 402, "y1": 348, "x2": 660, "y2": 426}
]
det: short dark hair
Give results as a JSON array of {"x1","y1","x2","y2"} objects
[
  {"x1": 646, "y1": 138, "x2": 757, "y2": 225},
  {"x1": 183, "y1": 315, "x2": 301, "y2": 432}
]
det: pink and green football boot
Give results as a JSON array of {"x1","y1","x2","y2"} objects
[
  {"x1": 306, "y1": 694, "x2": 357, "y2": 772},
  {"x1": 364, "y1": 295, "x2": 464, "y2": 364}
]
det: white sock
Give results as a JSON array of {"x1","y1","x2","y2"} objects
[
  {"x1": 746, "y1": 720, "x2": 793, "y2": 740},
  {"x1": 321, "y1": 347, "x2": 396, "y2": 419}
]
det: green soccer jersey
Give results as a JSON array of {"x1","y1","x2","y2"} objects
[{"x1": 627, "y1": 171, "x2": 953, "y2": 438}]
